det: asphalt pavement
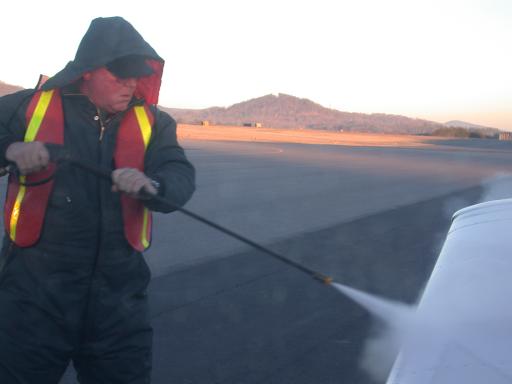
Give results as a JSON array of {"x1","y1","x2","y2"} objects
[
  {"x1": 145, "y1": 140, "x2": 512, "y2": 276},
  {"x1": 10, "y1": 138, "x2": 509, "y2": 383},
  {"x1": 144, "y1": 185, "x2": 483, "y2": 384}
]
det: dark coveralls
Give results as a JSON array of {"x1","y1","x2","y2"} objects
[{"x1": 0, "y1": 17, "x2": 195, "y2": 384}]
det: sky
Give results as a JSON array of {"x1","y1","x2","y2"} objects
[{"x1": 1, "y1": 0, "x2": 511, "y2": 130}]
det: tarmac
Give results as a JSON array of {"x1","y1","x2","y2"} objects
[
  {"x1": 143, "y1": 185, "x2": 483, "y2": 384},
  {"x1": 8, "y1": 138, "x2": 508, "y2": 383}
]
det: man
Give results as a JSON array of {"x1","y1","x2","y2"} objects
[{"x1": 0, "y1": 17, "x2": 195, "y2": 383}]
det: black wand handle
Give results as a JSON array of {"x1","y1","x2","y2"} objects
[{"x1": 2, "y1": 143, "x2": 334, "y2": 285}]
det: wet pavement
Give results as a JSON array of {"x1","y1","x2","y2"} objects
[{"x1": 144, "y1": 185, "x2": 482, "y2": 384}]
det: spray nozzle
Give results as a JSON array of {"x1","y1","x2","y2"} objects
[{"x1": 313, "y1": 273, "x2": 333, "y2": 285}]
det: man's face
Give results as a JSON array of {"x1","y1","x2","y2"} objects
[{"x1": 81, "y1": 67, "x2": 138, "y2": 113}]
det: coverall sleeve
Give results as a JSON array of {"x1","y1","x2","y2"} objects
[
  {"x1": 143, "y1": 107, "x2": 196, "y2": 213},
  {"x1": 0, "y1": 90, "x2": 34, "y2": 167}
]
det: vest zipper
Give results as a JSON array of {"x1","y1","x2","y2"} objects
[
  {"x1": 96, "y1": 108, "x2": 106, "y2": 141},
  {"x1": 99, "y1": 124, "x2": 106, "y2": 141}
]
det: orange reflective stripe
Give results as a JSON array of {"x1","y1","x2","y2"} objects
[
  {"x1": 134, "y1": 105, "x2": 152, "y2": 249},
  {"x1": 10, "y1": 90, "x2": 54, "y2": 241}
]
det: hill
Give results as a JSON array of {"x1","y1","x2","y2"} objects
[
  {"x1": 163, "y1": 93, "x2": 447, "y2": 134},
  {"x1": 0, "y1": 80, "x2": 501, "y2": 135},
  {"x1": 0, "y1": 80, "x2": 23, "y2": 96},
  {"x1": 444, "y1": 120, "x2": 497, "y2": 131}
]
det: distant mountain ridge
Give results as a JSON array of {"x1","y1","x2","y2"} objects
[
  {"x1": 0, "y1": 81, "x2": 23, "y2": 96},
  {"x1": 163, "y1": 93, "x2": 448, "y2": 134},
  {"x1": 444, "y1": 120, "x2": 493, "y2": 130},
  {"x1": 0, "y1": 80, "x2": 500, "y2": 135}
]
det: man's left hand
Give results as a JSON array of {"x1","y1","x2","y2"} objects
[{"x1": 112, "y1": 168, "x2": 157, "y2": 197}]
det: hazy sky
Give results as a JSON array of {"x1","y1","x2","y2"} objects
[{"x1": 2, "y1": 0, "x2": 511, "y2": 129}]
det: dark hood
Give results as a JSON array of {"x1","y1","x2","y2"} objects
[{"x1": 42, "y1": 16, "x2": 164, "y2": 104}]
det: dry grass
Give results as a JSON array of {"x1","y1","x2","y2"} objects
[{"x1": 177, "y1": 124, "x2": 441, "y2": 148}]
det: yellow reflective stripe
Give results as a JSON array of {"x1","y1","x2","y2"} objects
[
  {"x1": 134, "y1": 106, "x2": 151, "y2": 149},
  {"x1": 9, "y1": 176, "x2": 27, "y2": 241},
  {"x1": 134, "y1": 106, "x2": 152, "y2": 249},
  {"x1": 141, "y1": 207, "x2": 150, "y2": 248},
  {"x1": 10, "y1": 91, "x2": 55, "y2": 241},
  {"x1": 25, "y1": 90, "x2": 54, "y2": 142}
]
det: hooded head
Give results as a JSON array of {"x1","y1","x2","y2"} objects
[{"x1": 42, "y1": 16, "x2": 164, "y2": 105}]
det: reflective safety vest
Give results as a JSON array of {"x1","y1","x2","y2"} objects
[
  {"x1": 4, "y1": 89, "x2": 154, "y2": 251},
  {"x1": 114, "y1": 102, "x2": 154, "y2": 251}
]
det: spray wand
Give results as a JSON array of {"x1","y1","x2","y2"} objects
[{"x1": 1, "y1": 144, "x2": 334, "y2": 285}]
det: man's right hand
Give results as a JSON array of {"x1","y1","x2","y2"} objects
[{"x1": 5, "y1": 141, "x2": 50, "y2": 175}]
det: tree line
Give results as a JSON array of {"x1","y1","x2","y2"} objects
[{"x1": 430, "y1": 127, "x2": 498, "y2": 139}]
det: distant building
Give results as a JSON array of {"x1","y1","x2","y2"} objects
[
  {"x1": 201, "y1": 120, "x2": 210, "y2": 126},
  {"x1": 243, "y1": 122, "x2": 262, "y2": 128},
  {"x1": 499, "y1": 132, "x2": 512, "y2": 141}
]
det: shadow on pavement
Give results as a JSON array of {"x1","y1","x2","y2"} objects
[{"x1": 143, "y1": 185, "x2": 483, "y2": 384}]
